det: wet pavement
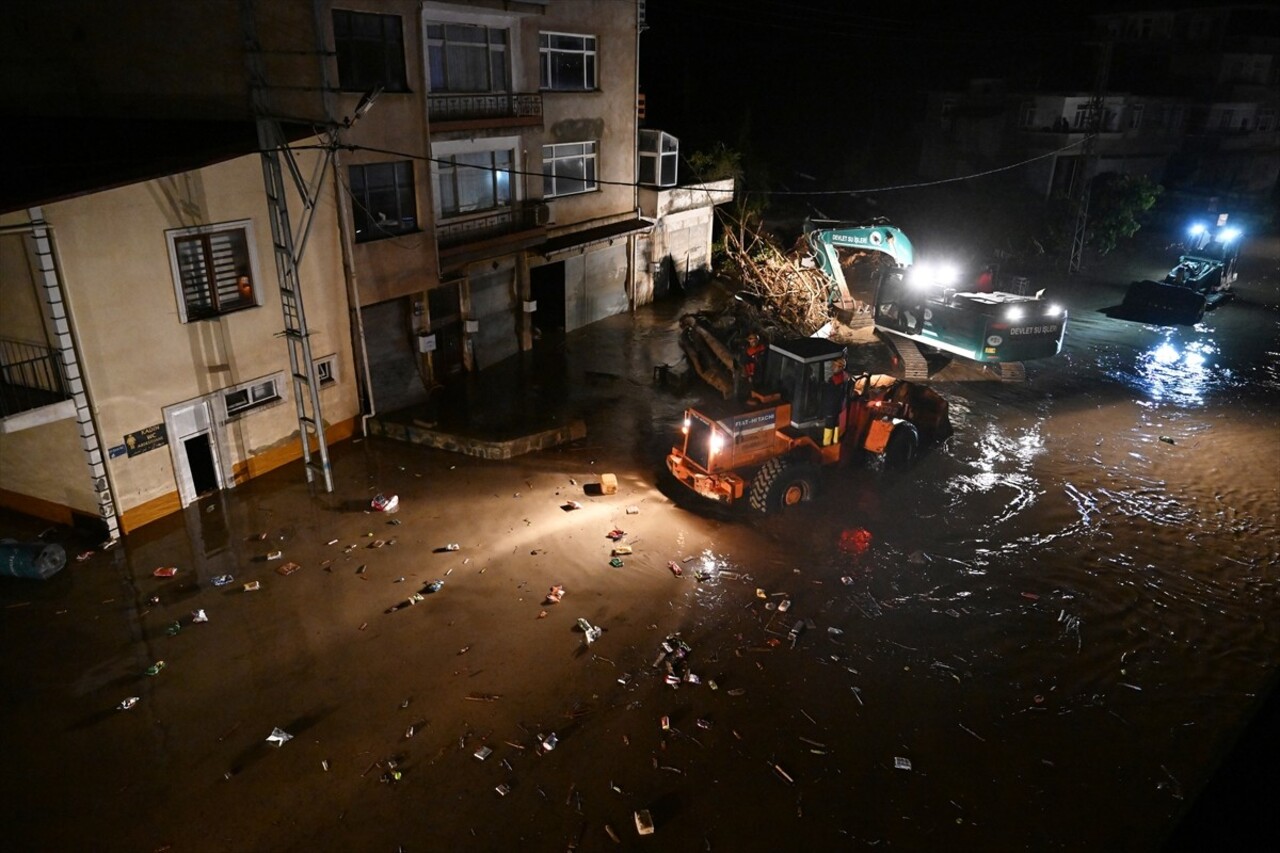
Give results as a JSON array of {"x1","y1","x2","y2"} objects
[{"x1": 1, "y1": 228, "x2": 1277, "y2": 852}]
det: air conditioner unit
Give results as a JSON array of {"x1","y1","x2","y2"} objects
[{"x1": 534, "y1": 203, "x2": 551, "y2": 226}]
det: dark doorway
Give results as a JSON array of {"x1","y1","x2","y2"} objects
[
  {"x1": 531, "y1": 262, "x2": 566, "y2": 337},
  {"x1": 184, "y1": 433, "x2": 218, "y2": 496},
  {"x1": 428, "y1": 282, "x2": 465, "y2": 378}
]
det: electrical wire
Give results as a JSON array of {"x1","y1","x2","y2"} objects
[{"x1": 293, "y1": 133, "x2": 1093, "y2": 200}]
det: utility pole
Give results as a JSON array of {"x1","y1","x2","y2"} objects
[
  {"x1": 240, "y1": 0, "x2": 336, "y2": 492},
  {"x1": 1068, "y1": 40, "x2": 1113, "y2": 275}
]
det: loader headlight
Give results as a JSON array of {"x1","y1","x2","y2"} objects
[
  {"x1": 1188, "y1": 223, "x2": 1207, "y2": 238},
  {"x1": 1045, "y1": 303, "x2": 1064, "y2": 317},
  {"x1": 682, "y1": 417, "x2": 690, "y2": 435},
  {"x1": 1005, "y1": 306, "x2": 1025, "y2": 322},
  {"x1": 709, "y1": 431, "x2": 724, "y2": 454},
  {"x1": 1219, "y1": 227, "x2": 1241, "y2": 244}
]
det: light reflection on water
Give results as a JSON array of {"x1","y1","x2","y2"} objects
[{"x1": 1107, "y1": 333, "x2": 1234, "y2": 407}]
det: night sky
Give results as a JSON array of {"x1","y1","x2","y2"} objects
[{"x1": 640, "y1": 0, "x2": 1101, "y2": 188}]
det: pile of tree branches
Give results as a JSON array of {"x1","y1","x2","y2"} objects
[{"x1": 719, "y1": 214, "x2": 832, "y2": 338}]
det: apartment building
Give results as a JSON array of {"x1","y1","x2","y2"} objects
[
  {"x1": 0, "y1": 1, "x2": 729, "y2": 537},
  {"x1": 917, "y1": 4, "x2": 1279, "y2": 220}
]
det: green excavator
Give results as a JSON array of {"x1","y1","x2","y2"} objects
[{"x1": 804, "y1": 219, "x2": 1067, "y2": 367}]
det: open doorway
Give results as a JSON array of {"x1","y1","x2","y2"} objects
[
  {"x1": 165, "y1": 398, "x2": 224, "y2": 507},
  {"x1": 530, "y1": 261, "x2": 566, "y2": 338}
]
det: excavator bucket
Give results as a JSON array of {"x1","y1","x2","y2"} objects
[{"x1": 1122, "y1": 280, "x2": 1206, "y2": 324}]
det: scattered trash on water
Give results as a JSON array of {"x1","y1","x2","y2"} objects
[
  {"x1": 243, "y1": 581, "x2": 261, "y2": 592},
  {"x1": 371, "y1": 493, "x2": 399, "y2": 513},
  {"x1": 326, "y1": 539, "x2": 339, "y2": 546},
  {"x1": 634, "y1": 809, "x2": 655, "y2": 836},
  {"x1": 404, "y1": 725, "x2": 415, "y2": 739},
  {"x1": 266, "y1": 727, "x2": 293, "y2": 747},
  {"x1": 539, "y1": 733, "x2": 559, "y2": 752},
  {"x1": 445, "y1": 543, "x2": 460, "y2": 551},
  {"x1": 117, "y1": 697, "x2": 140, "y2": 711},
  {"x1": 668, "y1": 561, "x2": 683, "y2": 577},
  {"x1": 145, "y1": 661, "x2": 166, "y2": 676},
  {"x1": 1159, "y1": 435, "x2": 1175, "y2": 445},
  {"x1": 545, "y1": 585, "x2": 565, "y2": 604},
  {"x1": 827, "y1": 626, "x2": 844, "y2": 636},
  {"x1": 606, "y1": 529, "x2": 626, "y2": 541},
  {"x1": 276, "y1": 562, "x2": 300, "y2": 576},
  {"x1": 210, "y1": 574, "x2": 234, "y2": 587},
  {"x1": 609, "y1": 557, "x2": 624, "y2": 568},
  {"x1": 321, "y1": 760, "x2": 329, "y2": 772},
  {"x1": 577, "y1": 618, "x2": 603, "y2": 644},
  {"x1": 266, "y1": 551, "x2": 282, "y2": 561},
  {"x1": 425, "y1": 580, "x2": 444, "y2": 594},
  {"x1": 756, "y1": 588, "x2": 767, "y2": 599},
  {"x1": 605, "y1": 824, "x2": 621, "y2": 844},
  {"x1": 772, "y1": 763, "x2": 794, "y2": 784},
  {"x1": 778, "y1": 599, "x2": 791, "y2": 613},
  {"x1": 611, "y1": 545, "x2": 633, "y2": 556},
  {"x1": 166, "y1": 621, "x2": 181, "y2": 636},
  {"x1": 495, "y1": 783, "x2": 511, "y2": 797},
  {"x1": 894, "y1": 756, "x2": 913, "y2": 771},
  {"x1": 474, "y1": 746, "x2": 492, "y2": 761},
  {"x1": 191, "y1": 609, "x2": 208, "y2": 623},
  {"x1": 152, "y1": 567, "x2": 177, "y2": 578},
  {"x1": 660, "y1": 715, "x2": 670, "y2": 731},
  {"x1": 625, "y1": 505, "x2": 639, "y2": 514},
  {"x1": 76, "y1": 550, "x2": 94, "y2": 562},
  {"x1": 840, "y1": 576, "x2": 854, "y2": 585},
  {"x1": 562, "y1": 501, "x2": 582, "y2": 511},
  {"x1": 788, "y1": 620, "x2": 805, "y2": 646}
]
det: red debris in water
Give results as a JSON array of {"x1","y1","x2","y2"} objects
[{"x1": 839, "y1": 528, "x2": 873, "y2": 556}]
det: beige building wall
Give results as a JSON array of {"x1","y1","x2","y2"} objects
[
  {"x1": 536, "y1": 1, "x2": 639, "y2": 229},
  {"x1": 0, "y1": 147, "x2": 357, "y2": 532}
]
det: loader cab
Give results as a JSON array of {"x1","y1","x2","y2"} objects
[{"x1": 759, "y1": 338, "x2": 847, "y2": 429}]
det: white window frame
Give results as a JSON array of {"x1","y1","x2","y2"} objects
[
  {"x1": 539, "y1": 31, "x2": 597, "y2": 91},
  {"x1": 314, "y1": 354, "x2": 338, "y2": 387},
  {"x1": 1129, "y1": 104, "x2": 1144, "y2": 131},
  {"x1": 222, "y1": 371, "x2": 285, "y2": 419},
  {"x1": 430, "y1": 135, "x2": 520, "y2": 219},
  {"x1": 166, "y1": 219, "x2": 262, "y2": 324},
  {"x1": 542, "y1": 141, "x2": 598, "y2": 198},
  {"x1": 426, "y1": 21, "x2": 509, "y2": 93}
]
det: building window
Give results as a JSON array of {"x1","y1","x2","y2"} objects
[
  {"x1": 1019, "y1": 103, "x2": 1036, "y2": 129},
  {"x1": 314, "y1": 355, "x2": 337, "y2": 386},
  {"x1": 1258, "y1": 109, "x2": 1276, "y2": 132},
  {"x1": 333, "y1": 9, "x2": 407, "y2": 92},
  {"x1": 1218, "y1": 109, "x2": 1235, "y2": 130},
  {"x1": 223, "y1": 373, "x2": 284, "y2": 418},
  {"x1": 1129, "y1": 104, "x2": 1144, "y2": 130},
  {"x1": 542, "y1": 142, "x2": 597, "y2": 197},
  {"x1": 638, "y1": 130, "x2": 678, "y2": 187},
  {"x1": 349, "y1": 162, "x2": 417, "y2": 242},
  {"x1": 427, "y1": 23, "x2": 508, "y2": 92},
  {"x1": 167, "y1": 221, "x2": 259, "y2": 323},
  {"x1": 539, "y1": 32, "x2": 597, "y2": 91},
  {"x1": 435, "y1": 149, "x2": 513, "y2": 217}
]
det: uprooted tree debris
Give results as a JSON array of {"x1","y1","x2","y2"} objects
[{"x1": 676, "y1": 215, "x2": 887, "y2": 397}]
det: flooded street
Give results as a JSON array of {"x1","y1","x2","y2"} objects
[{"x1": 2, "y1": 233, "x2": 1277, "y2": 851}]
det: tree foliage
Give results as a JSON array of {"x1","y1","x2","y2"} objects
[{"x1": 1086, "y1": 172, "x2": 1162, "y2": 255}]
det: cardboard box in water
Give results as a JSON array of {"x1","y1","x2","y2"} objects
[
  {"x1": 634, "y1": 809, "x2": 654, "y2": 835},
  {"x1": 601, "y1": 473, "x2": 618, "y2": 495}
]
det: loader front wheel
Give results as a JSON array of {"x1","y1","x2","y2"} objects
[{"x1": 749, "y1": 457, "x2": 819, "y2": 514}]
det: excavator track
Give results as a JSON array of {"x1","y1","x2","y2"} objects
[{"x1": 877, "y1": 330, "x2": 931, "y2": 381}]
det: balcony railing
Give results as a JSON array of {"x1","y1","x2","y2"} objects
[
  {"x1": 427, "y1": 92, "x2": 542, "y2": 127},
  {"x1": 0, "y1": 337, "x2": 71, "y2": 419},
  {"x1": 437, "y1": 202, "x2": 546, "y2": 253}
]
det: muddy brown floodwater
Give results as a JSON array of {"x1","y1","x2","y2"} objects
[{"x1": 1, "y1": 232, "x2": 1277, "y2": 852}]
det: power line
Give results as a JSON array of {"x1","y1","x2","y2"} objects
[{"x1": 295, "y1": 135, "x2": 1089, "y2": 199}]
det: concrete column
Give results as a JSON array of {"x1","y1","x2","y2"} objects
[{"x1": 517, "y1": 253, "x2": 532, "y2": 352}]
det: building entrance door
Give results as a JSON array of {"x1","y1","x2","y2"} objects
[{"x1": 164, "y1": 398, "x2": 223, "y2": 507}]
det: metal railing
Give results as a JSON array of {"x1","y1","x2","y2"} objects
[
  {"x1": 0, "y1": 337, "x2": 70, "y2": 418},
  {"x1": 437, "y1": 203, "x2": 545, "y2": 251},
  {"x1": 427, "y1": 92, "x2": 542, "y2": 124}
]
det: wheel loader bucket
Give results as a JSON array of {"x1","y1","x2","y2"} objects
[{"x1": 1122, "y1": 280, "x2": 1206, "y2": 323}]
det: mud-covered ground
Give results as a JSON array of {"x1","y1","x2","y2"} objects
[{"x1": 2, "y1": 228, "x2": 1277, "y2": 852}]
